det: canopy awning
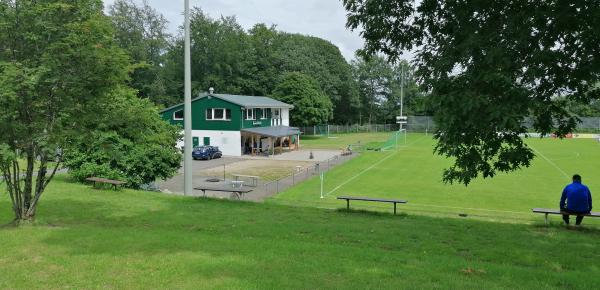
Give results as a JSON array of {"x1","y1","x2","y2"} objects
[{"x1": 241, "y1": 126, "x2": 300, "y2": 138}]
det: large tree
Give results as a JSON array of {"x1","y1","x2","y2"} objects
[
  {"x1": 271, "y1": 72, "x2": 333, "y2": 127},
  {"x1": 344, "y1": 0, "x2": 600, "y2": 184},
  {"x1": 0, "y1": 0, "x2": 129, "y2": 222},
  {"x1": 108, "y1": 0, "x2": 171, "y2": 105}
]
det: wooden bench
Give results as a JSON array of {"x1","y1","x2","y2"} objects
[
  {"x1": 337, "y1": 196, "x2": 408, "y2": 215},
  {"x1": 231, "y1": 174, "x2": 260, "y2": 187},
  {"x1": 194, "y1": 186, "x2": 253, "y2": 200},
  {"x1": 532, "y1": 208, "x2": 600, "y2": 225},
  {"x1": 86, "y1": 177, "x2": 126, "y2": 190}
]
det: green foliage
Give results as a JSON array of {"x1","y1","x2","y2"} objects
[
  {"x1": 159, "y1": 11, "x2": 360, "y2": 123},
  {"x1": 108, "y1": 0, "x2": 171, "y2": 104},
  {"x1": 0, "y1": 0, "x2": 131, "y2": 220},
  {"x1": 63, "y1": 88, "x2": 182, "y2": 188},
  {"x1": 343, "y1": 0, "x2": 600, "y2": 184},
  {"x1": 271, "y1": 72, "x2": 333, "y2": 127}
]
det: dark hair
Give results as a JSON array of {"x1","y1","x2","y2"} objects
[{"x1": 573, "y1": 174, "x2": 582, "y2": 182}]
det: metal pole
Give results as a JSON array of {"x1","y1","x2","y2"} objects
[
  {"x1": 183, "y1": 0, "x2": 193, "y2": 196},
  {"x1": 400, "y1": 64, "x2": 405, "y2": 131}
]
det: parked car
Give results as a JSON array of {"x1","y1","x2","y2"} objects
[{"x1": 192, "y1": 146, "x2": 222, "y2": 160}]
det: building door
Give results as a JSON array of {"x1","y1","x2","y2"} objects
[
  {"x1": 192, "y1": 137, "x2": 199, "y2": 148},
  {"x1": 203, "y1": 137, "x2": 210, "y2": 146}
]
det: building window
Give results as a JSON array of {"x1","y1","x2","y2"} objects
[
  {"x1": 173, "y1": 110, "x2": 184, "y2": 120},
  {"x1": 206, "y1": 108, "x2": 231, "y2": 121},
  {"x1": 258, "y1": 108, "x2": 268, "y2": 119},
  {"x1": 273, "y1": 108, "x2": 280, "y2": 119},
  {"x1": 246, "y1": 108, "x2": 255, "y2": 120}
]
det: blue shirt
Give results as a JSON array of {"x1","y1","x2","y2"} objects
[{"x1": 560, "y1": 181, "x2": 593, "y2": 213}]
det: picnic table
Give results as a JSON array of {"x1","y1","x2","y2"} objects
[
  {"x1": 532, "y1": 208, "x2": 600, "y2": 225},
  {"x1": 337, "y1": 196, "x2": 408, "y2": 215},
  {"x1": 231, "y1": 174, "x2": 260, "y2": 187},
  {"x1": 86, "y1": 177, "x2": 126, "y2": 190},
  {"x1": 194, "y1": 185, "x2": 253, "y2": 200}
]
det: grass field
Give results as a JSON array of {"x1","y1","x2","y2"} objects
[
  {"x1": 300, "y1": 132, "x2": 393, "y2": 149},
  {"x1": 1, "y1": 176, "x2": 600, "y2": 289},
  {"x1": 273, "y1": 133, "x2": 600, "y2": 225}
]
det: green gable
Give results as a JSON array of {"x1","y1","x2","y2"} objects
[{"x1": 160, "y1": 94, "x2": 290, "y2": 131}]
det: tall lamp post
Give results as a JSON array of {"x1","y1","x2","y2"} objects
[{"x1": 183, "y1": 0, "x2": 193, "y2": 196}]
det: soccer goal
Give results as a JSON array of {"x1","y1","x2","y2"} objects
[{"x1": 381, "y1": 129, "x2": 407, "y2": 151}]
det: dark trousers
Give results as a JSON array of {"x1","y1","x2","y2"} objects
[{"x1": 561, "y1": 209, "x2": 588, "y2": 225}]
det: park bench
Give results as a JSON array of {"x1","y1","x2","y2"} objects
[
  {"x1": 231, "y1": 174, "x2": 260, "y2": 187},
  {"x1": 337, "y1": 196, "x2": 408, "y2": 215},
  {"x1": 532, "y1": 208, "x2": 600, "y2": 225},
  {"x1": 194, "y1": 186, "x2": 253, "y2": 200},
  {"x1": 86, "y1": 177, "x2": 126, "y2": 190}
]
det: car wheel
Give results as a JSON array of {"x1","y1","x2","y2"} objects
[{"x1": 207, "y1": 155, "x2": 212, "y2": 161}]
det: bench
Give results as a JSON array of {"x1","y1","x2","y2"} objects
[
  {"x1": 194, "y1": 186, "x2": 253, "y2": 200},
  {"x1": 532, "y1": 208, "x2": 600, "y2": 225},
  {"x1": 337, "y1": 196, "x2": 408, "y2": 215},
  {"x1": 86, "y1": 177, "x2": 126, "y2": 190},
  {"x1": 231, "y1": 174, "x2": 260, "y2": 187}
]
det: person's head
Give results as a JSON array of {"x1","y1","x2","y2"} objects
[{"x1": 573, "y1": 174, "x2": 582, "y2": 183}]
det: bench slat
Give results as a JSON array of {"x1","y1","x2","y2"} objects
[
  {"x1": 532, "y1": 208, "x2": 600, "y2": 217},
  {"x1": 194, "y1": 186, "x2": 253, "y2": 193},
  {"x1": 337, "y1": 196, "x2": 407, "y2": 204}
]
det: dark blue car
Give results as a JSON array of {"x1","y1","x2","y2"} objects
[{"x1": 192, "y1": 146, "x2": 222, "y2": 160}]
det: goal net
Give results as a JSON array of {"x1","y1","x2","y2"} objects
[{"x1": 381, "y1": 129, "x2": 407, "y2": 151}]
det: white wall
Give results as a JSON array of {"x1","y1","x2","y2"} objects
[
  {"x1": 281, "y1": 108, "x2": 290, "y2": 126},
  {"x1": 176, "y1": 130, "x2": 242, "y2": 156}
]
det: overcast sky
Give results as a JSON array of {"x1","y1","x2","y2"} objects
[{"x1": 102, "y1": 0, "x2": 364, "y2": 61}]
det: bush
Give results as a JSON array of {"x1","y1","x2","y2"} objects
[{"x1": 63, "y1": 88, "x2": 182, "y2": 188}]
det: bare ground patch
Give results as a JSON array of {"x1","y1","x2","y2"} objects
[{"x1": 202, "y1": 159, "x2": 315, "y2": 182}]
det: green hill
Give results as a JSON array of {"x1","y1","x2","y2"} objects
[{"x1": 1, "y1": 176, "x2": 599, "y2": 289}]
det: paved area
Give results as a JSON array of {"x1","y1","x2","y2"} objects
[{"x1": 157, "y1": 149, "x2": 350, "y2": 201}]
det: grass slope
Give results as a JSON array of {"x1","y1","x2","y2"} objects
[
  {"x1": 273, "y1": 133, "x2": 600, "y2": 224},
  {"x1": 1, "y1": 176, "x2": 600, "y2": 289}
]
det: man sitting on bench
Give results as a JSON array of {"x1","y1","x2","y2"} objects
[{"x1": 560, "y1": 174, "x2": 593, "y2": 225}]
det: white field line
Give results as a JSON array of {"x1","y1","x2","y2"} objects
[
  {"x1": 529, "y1": 144, "x2": 570, "y2": 179},
  {"x1": 324, "y1": 135, "x2": 428, "y2": 197}
]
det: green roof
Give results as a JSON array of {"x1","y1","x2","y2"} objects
[{"x1": 160, "y1": 93, "x2": 294, "y2": 113}]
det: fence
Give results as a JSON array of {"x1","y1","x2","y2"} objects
[
  {"x1": 260, "y1": 152, "x2": 357, "y2": 197},
  {"x1": 407, "y1": 116, "x2": 600, "y2": 133},
  {"x1": 299, "y1": 124, "x2": 400, "y2": 135}
]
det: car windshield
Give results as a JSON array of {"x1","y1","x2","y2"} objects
[{"x1": 194, "y1": 147, "x2": 207, "y2": 152}]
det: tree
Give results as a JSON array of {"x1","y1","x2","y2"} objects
[
  {"x1": 162, "y1": 9, "x2": 255, "y2": 102},
  {"x1": 108, "y1": 0, "x2": 171, "y2": 105},
  {"x1": 344, "y1": 0, "x2": 600, "y2": 184},
  {"x1": 273, "y1": 33, "x2": 361, "y2": 123},
  {"x1": 63, "y1": 88, "x2": 182, "y2": 188},
  {"x1": 271, "y1": 72, "x2": 333, "y2": 127},
  {"x1": 0, "y1": 0, "x2": 131, "y2": 222}
]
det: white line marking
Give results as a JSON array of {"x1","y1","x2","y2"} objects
[
  {"x1": 324, "y1": 135, "x2": 428, "y2": 196},
  {"x1": 529, "y1": 144, "x2": 570, "y2": 179}
]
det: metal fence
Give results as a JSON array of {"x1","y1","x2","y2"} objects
[
  {"x1": 260, "y1": 152, "x2": 356, "y2": 197},
  {"x1": 299, "y1": 124, "x2": 400, "y2": 135},
  {"x1": 407, "y1": 116, "x2": 600, "y2": 133}
]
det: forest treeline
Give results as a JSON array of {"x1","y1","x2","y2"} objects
[{"x1": 108, "y1": 0, "x2": 599, "y2": 125}]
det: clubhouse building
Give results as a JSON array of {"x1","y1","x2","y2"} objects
[{"x1": 160, "y1": 91, "x2": 301, "y2": 157}]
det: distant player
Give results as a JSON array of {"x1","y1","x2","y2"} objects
[{"x1": 560, "y1": 174, "x2": 593, "y2": 225}]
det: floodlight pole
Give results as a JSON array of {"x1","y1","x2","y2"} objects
[{"x1": 183, "y1": 0, "x2": 193, "y2": 196}]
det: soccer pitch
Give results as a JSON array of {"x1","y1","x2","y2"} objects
[{"x1": 271, "y1": 133, "x2": 600, "y2": 225}]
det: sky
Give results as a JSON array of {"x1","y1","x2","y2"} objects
[{"x1": 102, "y1": 0, "x2": 365, "y2": 61}]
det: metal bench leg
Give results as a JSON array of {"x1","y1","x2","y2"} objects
[
  {"x1": 394, "y1": 203, "x2": 397, "y2": 215},
  {"x1": 545, "y1": 213, "x2": 548, "y2": 225},
  {"x1": 347, "y1": 199, "x2": 350, "y2": 210}
]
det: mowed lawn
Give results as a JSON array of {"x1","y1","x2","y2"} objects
[
  {"x1": 1, "y1": 176, "x2": 600, "y2": 289},
  {"x1": 300, "y1": 132, "x2": 393, "y2": 149},
  {"x1": 273, "y1": 133, "x2": 600, "y2": 225}
]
